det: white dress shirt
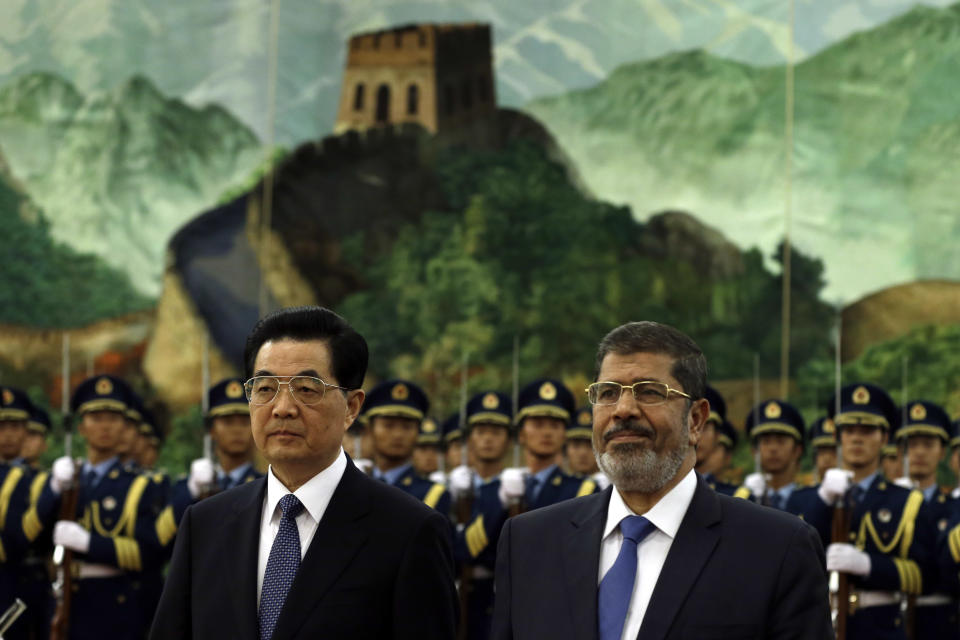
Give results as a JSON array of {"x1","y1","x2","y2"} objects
[
  {"x1": 257, "y1": 448, "x2": 348, "y2": 605},
  {"x1": 598, "y1": 468, "x2": 697, "y2": 640}
]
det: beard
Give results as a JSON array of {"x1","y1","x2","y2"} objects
[{"x1": 594, "y1": 416, "x2": 689, "y2": 493}]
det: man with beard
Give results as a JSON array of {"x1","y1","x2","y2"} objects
[{"x1": 491, "y1": 321, "x2": 831, "y2": 640}]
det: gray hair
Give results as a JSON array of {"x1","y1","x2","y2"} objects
[{"x1": 594, "y1": 321, "x2": 707, "y2": 400}]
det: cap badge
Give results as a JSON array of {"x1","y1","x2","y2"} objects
[
  {"x1": 764, "y1": 402, "x2": 782, "y2": 419},
  {"x1": 824, "y1": 418, "x2": 835, "y2": 434},
  {"x1": 539, "y1": 382, "x2": 557, "y2": 401},
  {"x1": 226, "y1": 380, "x2": 243, "y2": 399},
  {"x1": 877, "y1": 508, "x2": 892, "y2": 523},
  {"x1": 391, "y1": 383, "x2": 409, "y2": 401},
  {"x1": 95, "y1": 377, "x2": 113, "y2": 396},
  {"x1": 1, "y1": 389, "x2": 12, "y2": 406},
  {"x1": 909, "y1": 403, "x2": 926, "y2": 421},
  {"x1": 578, "y1": 410, "x2": 592, "y2": 426},
  {"x1": 852, "y1": 386, "x2": 870, "y2": 405},
  {"x1": 422, "y1": 419, "x2": 437, "y2": 433},
  {"x1": 482, "y1": 393, "x2": 500, "y2": 410}
]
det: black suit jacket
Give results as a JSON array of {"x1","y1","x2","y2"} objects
[
  {"x1": 149, "y1": 459, "x2": 458, "y2": 640},
  {"x1": 491, "y1": 474, "x2": 831, "y2": 640}
]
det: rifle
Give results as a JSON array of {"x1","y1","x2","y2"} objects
[
  {"x1": 829, "y1": 316, "x2": 851, "y2": 640},
  {"x1": 455, "y1": 349, "x2": 473, "y2": 640},
  {"x1": 50, "y1": 432, "x2": 80, "y2": 640},
  {"x1": 900, "y1": 356, "x2": 916, "y2": 640}
]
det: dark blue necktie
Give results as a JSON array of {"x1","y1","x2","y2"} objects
[
  {"x1": 598, "y1": 516, "x2": 656, "y2": 640},
  {"x1": 219, "y1": 473, "x2": 232, "y2": 491},
  {"x1": 849, "y1": 485, "x2": 865, "y2": 508},
  {"x1": 258, "y1": 494, "x2": 305, "y2": 640}
]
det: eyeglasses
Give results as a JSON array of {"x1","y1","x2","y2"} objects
[
  {"x1": 244, "y1": 376, "x2": 347, "y2": 406},
  {"x1": 585, "y1": 381, "x2": 691, "y2": 406}
]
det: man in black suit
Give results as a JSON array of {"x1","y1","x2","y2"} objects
[
  {"x1": 150, "y1": 306, "x2": 457, "y2": 640},
  {"x1": 491, "y1": 321, "x2": 831, "y2": 640}
]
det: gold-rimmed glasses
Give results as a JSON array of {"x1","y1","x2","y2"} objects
[{"x1": 585, "y1": 381, "x2": 691, "y2": 406}]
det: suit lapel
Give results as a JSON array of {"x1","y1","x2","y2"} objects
[
  {"x1": 636, "y1": 477, "x2": 721, "y2": 640},
  {"x1": 271, "y1": 462, "x2": 371, "y2": 640},
  {"x1": 561, "y1": 488, "x2": 611, "y2": 640},
  {"x1": 223, "y1": 478, "x2": 266, "y2": 640}
]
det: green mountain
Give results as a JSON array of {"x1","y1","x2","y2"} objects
[
  {"x1": 0, "y1": 146, "x2": 151, "y2": 327},
  {"x1": 0, "y1": 72, "x2": 262, "y2": 295},
  {"x1": 526, "y1": 2, "x2": 960, "y2": 303}
]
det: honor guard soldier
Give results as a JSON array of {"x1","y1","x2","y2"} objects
[
  {"x1": 160, "y1": 377, "x2": 263, "y2": 540},
  {"x1": 895, "y1": 400, "x2": 958, "y2": 638},
  {"x1": 119, "y1": 391, "x2": 146, "y2": 473},
  {"x1": 565, "y1": 407, "x2": 600, "y2": 477},
  {"x1": 448, "y1": 391, "x2": 514, "y2": 640},
  {"x1": 29, "y1": 375, "x2": 166, "y2": 640},
  {"x1": 442, "y1": 413, "x2": 466, "y2": 472},
  {"x1": 696, "y1": 386, "x2": 738, "y2": 495},
  {"x1": 809, "y1": 416, "x2": 838, "y2": 482},
  {"x1": 366, "y1": 380, "x2": 450, "y2": 514},
  {"x1": 21, "y1": 404, "x2": 50, "y2": 471},
  {"x1": 500, "y1": 379, "x2": 596, "y2": 512},
  {"x1": 0, "y1": 387, "x2": 35, "y2": 626},
  {"x1": 796, "y1": 383, "x2": 935, "y2": 640},
  {"x1": 735, "y1": 400, "x2": 813, "y2": 512},
  {"x1": 950, "y1": 419, "x2": 960, "y2": 492},
  {"x1": 881, "y1": 443, "x2": 904, "y2": 484},
  {"x1": 412, "y1": 417, "x2": 443, "y2": 478},
  {"x1": 18, "y1": 403, "x2": 55, "y2": 640}
]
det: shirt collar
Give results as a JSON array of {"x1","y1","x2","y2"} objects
[
  {"x1": 603, "y1": 468, "x2": 697, "y2": 541},
  {"x1": 922, "y1": 484, "x2": 938, "y2": 502},
  {"x1": 222, "y1": 462, "x2": 253, "y2": 484},
  {"x1": 265, "y1": 448, "x2": 347, "y2": 524},
  {"x1": 533, "y1": 464, "x2": 557, "y2": 484},
  {"x1": 774, "y1": 482, "x2": 796, "y2": 500},
  {"x1": 374, "y1": 462, "x2": 411, "y2": 486},
  {"x1": 83, "y1": 457, "x2": 118, "y2": 481},
  {"x1": 857, "y1": 472, "x2": 878, "y2": 492}
]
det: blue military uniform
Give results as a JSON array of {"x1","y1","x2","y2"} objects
[
  {"x1": 895, "y1": 400, "x2": 959, "y2": 639},
  {"x1": 366, "y1": 380, "x2": 451, "y2": 515},
  {"x1": 28, "y1": 376, "x2": 166, "y2": 640},
  {"x1": 452, "y1": 391, "x2": 513, "y2": 640},
  {"x1": 516, "y1": 379, "x2": 596, "y2": 510},
  {"x1": 14, "y1": 403, "x2": 55, "y2": 640},
  {"x1": 793, "y1": 383, "x2": 936, "y2": 640},
  {"x1": 0, "y1": 387, "x2": 36, "y2": 633},
  {"x1": 733, "y1": 399, "x2": 807, "y2": 510},
  {"x1": 702, "y1": 386, "x2": 739, "y2": 496}
]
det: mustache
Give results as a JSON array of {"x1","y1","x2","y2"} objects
[{"x1": 603, "y1": 419, "x2": 655, "y2": 443}]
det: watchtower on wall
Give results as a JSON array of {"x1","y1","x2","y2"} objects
[{"x1": 334, "y1": 23, "x2": 496, "y2": 135}]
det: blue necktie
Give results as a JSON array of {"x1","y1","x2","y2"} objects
[
  {"x1": 219, "y1": 473, "x2": 232, "y2": 491},
  {"x1": 258, "y1": 494, "x2": 305, "y2": 640},
  {"x1": 598, "y1": 516, "x2": 656, "y2": 640}
]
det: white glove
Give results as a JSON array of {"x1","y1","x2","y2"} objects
[
  {"x1": 826, "y1": 543, "x2": 871, "y2": 577},
  {"x1": 744, "y1": 472, "x2": 767, "y2": 498},
  {"x1": 428, "y1": 470, "x2": 447, "y2": 486},
  {"x1": 448, "y1": 465, "x2": 473, "y2": 499},
  {"x1": 50, "y1": 456, "x2": 75, "y2": 495},
  {"x1": 187, "y1": 458, "x2": 214, "y2": 499},
  {"x1": 591, "y1": 471, "x2": 611, "y2": 491},
  {"x1": 952, "y1": 487, "x2": 960, "y2": 500},
  {"x1": 893, "y1": 476, "x2": 913, "y2": 489},
  {"x1": 818, "y1": 468, "x2": 854, "y2": 505},
  {"x1": 354, "y1": 458, "x2": 374, "y2": 475},
  {"x1": 498, "y1": 467, "x2": 527, "y2": 507},
  {"x1": 53, "y1": 521, "x2": 91, "y2": 553}
]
